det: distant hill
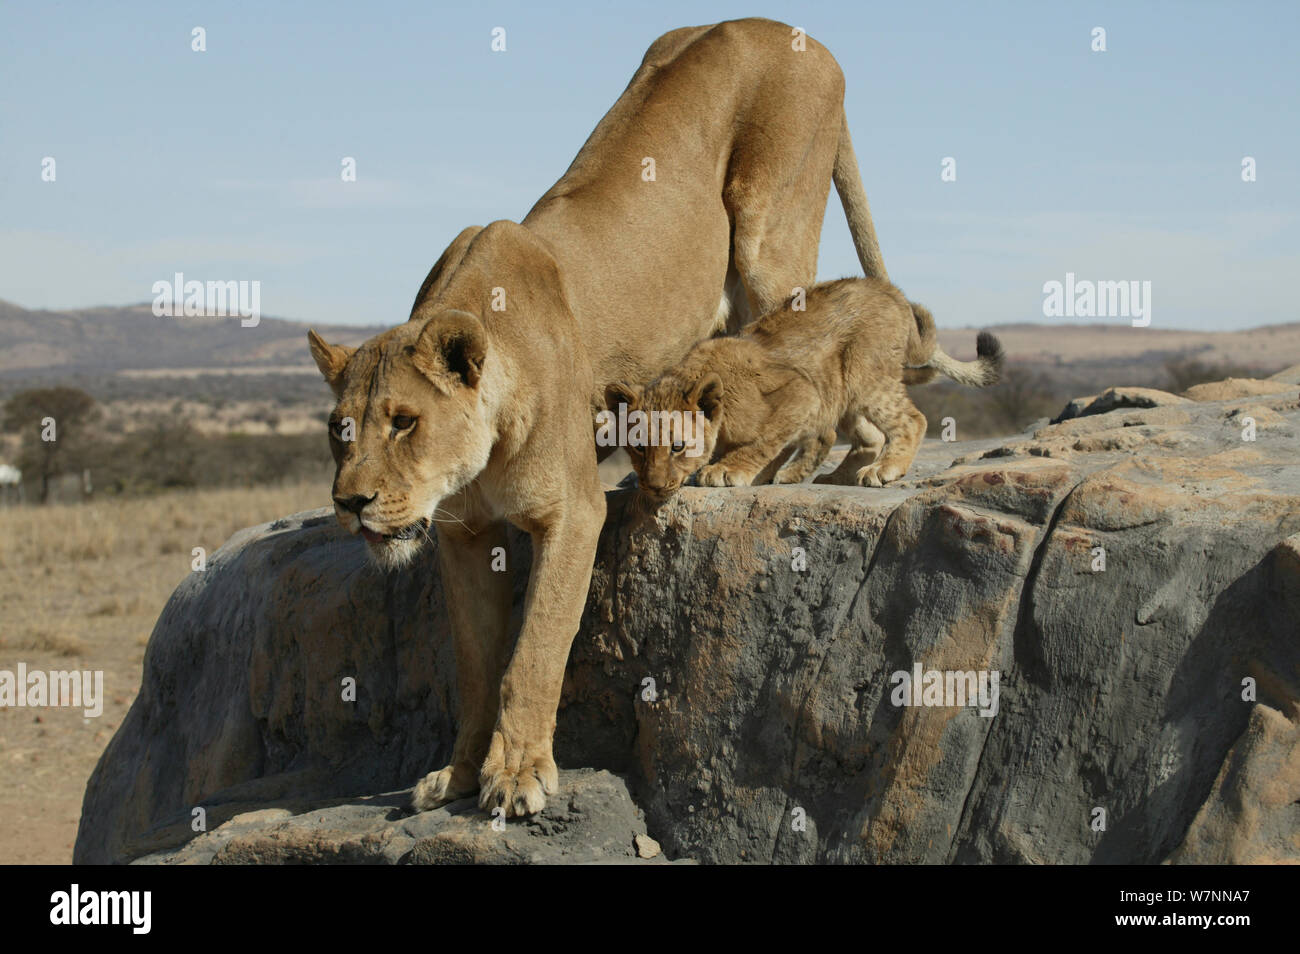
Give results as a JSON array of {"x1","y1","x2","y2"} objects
[
  {"x1": 936, "y1": 320, "x2": 1300, "y2": 371},
  {"x1": 0, "y1": 297, "x2": 1296, "y2": 381},
  {"x1": 0, "y1": 300, "x2": 383, "y2": 378}
]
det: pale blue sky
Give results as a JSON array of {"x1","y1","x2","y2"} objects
[{"x1": 1, "y1": 0, "x2": 1296, "y2": 330}]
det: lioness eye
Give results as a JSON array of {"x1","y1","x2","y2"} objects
[
  {"x1": 392, "y1": 414, "x2": 417, "y2": 431},
  {"x1": 671, "y1": 441, "x2": 685, "y2": 454}
]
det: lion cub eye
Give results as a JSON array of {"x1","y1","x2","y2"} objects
[{"x1": 392, "y1": 414, "x2": 417, "y2": 432}]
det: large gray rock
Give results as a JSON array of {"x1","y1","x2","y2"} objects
[
  {"x1": 76, "y1": 388, "x2": 1300, "y2": 864},
  {"x1": 128, "y1": 769, "x2": 678, "y2": 865}
]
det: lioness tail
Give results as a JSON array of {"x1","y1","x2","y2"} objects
[{"x1": 833, "y1": 112, "x2": 889, "y2": 282}]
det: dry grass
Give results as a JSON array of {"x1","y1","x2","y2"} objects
[
  {"x1": 0, "y1": 478, "x2": 331, "y2": 672},
  {"x1": 1, "y1": 627, "x2": 88, "y2": 657},
  {"x1": 0, "y1": 482, "x2": 329, "y2": 570},
  {"x1": 0, "y1": 479, "x2": 332, "y2": 864}
]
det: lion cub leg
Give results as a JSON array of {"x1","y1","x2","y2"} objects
[
  {"x1": 775, "y1": 427, "x2": 837, "y2": 484},
  {"x1": 754, "y1": 451, "x2": 791, "y2": 486},
  {"x1": 854, "y1": 383, "x2": 927, "y2": 487},
  {"x1": 697, "y1": 388, "x2": 816, "y2": 488},
  {"x1": 696, "y1": 376, "x2": 816, "y2": 488},
  {"x1": 814, "y1": 415, "x2": 884, "y2": 485},
  {"x1": 698, "y1": 444, "x2": 782, "y2": 488}
]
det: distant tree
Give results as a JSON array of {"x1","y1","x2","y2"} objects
[
  {"x1": 1163, "y1": 357, "x2": 1275, "y2": 394},
  {"x1": 986, "y1": 366, "x2": 1056, "y2": 432},
  {"x1": 3, "y1": 387, "x2": 98, "y2": 503}
]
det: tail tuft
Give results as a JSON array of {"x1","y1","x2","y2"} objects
[
  {"x1": 975, "y1": 331, "x2": 1005, "y2": 385},
  {"x1": 924, "y1": 330, "x2": 1004, "y2": 389}
]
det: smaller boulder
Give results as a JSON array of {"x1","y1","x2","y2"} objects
[
  {"x1": 1184, "y1": 377, "x2": 1292, "y2": 402},
  {"x1": 1051, "y1": 386, "x2": 1188, "y2": 424}
]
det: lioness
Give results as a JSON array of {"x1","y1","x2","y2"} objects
[
  {"x1": 606, "y1": 278, "x2": 1004, "y2": 500},
  {"x1": 307, "y1": 19, "x2": 890, "y2": 817}
]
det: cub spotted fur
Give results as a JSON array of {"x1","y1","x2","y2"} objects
[{"x1": 607, "y1": 277, "x2": 1004, "y2": 500}]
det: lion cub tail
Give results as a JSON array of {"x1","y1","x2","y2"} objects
[{"x1": 905, "y1": 303, "x2": 1004, "y2": 388}]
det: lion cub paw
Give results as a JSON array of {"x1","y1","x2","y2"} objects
[
  {"x1": 698, "y1": 463, "x2": 753, "y2": 487},
  {"x1": 773, "y1": 465, "x2": 808, "y2": 485},
  {"x1": 411, "y1": 763, "x2": 479, "y2": 812},
  {"x1": 854, "y1": 463, "x2": 905, "y2": 487},
  {"x1": 478, "y1": 736, "x2": 558, "y2": 818}
]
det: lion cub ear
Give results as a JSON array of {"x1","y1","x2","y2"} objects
[
  {"x1": 605, "y1": 381, "x2": 640, "y2": 412},
  {"x1": 413, "y1": 310, "x2": 487, "y2": 388},
  {"x1": 307, "y1": 330, "x2": 355, "y2": 397},
  {"x1": 691, "y1": 374, "x2": 724, "y2": 420}
]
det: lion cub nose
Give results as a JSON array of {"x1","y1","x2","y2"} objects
[{"x1": 335, "y1": 493, "x2": 377, "y2": 516}]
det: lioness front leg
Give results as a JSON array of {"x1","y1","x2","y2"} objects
[
  {"x1": 478, "y1": 491, "x2": 605, "y2": 817},
  {"x1": 411, "y1": 520, "x2": 512, "y2": 811}
]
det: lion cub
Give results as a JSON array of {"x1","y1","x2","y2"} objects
[{"x1": 605, "y1": 277, "x2": 1003, "y2": 501}]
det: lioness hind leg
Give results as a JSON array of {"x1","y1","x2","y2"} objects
[
  {"x1": 725, "y1": 90, "x2": 841, "y2": 319},
  {"x1": 855, "y1": 387, "x2": 927, "y2": 487},
  {"x1": 775, "y1": 428, "x2": 837, "y2": 484}
]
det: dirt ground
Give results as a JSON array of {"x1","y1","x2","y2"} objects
[{"x1": 0, "y1": 481, "x2": 330, "y2": 864}]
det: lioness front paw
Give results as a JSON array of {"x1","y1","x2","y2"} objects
[
  {"x1": 698, "y1": 463, "x2": 752, "y2": 487},
  {"x1": 411, "y1": 762, "x2": 479, "y2": 811},
  {"x1": 477, "y1": 733, "x2": 558, "y2": 818}
]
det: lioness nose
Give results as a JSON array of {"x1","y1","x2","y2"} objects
[{"x1": 335, "y1": 493, "x2": 376, "y2": 515}]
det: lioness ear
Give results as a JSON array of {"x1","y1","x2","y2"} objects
[
  {"x1": 691, "y1": 374, "x2": 724, "y2": 420},
  {"x1": 307, "y1": 330, "x2": 354, "y2": 396},
  {"x1": 413, "y1": 310, "x2": 487, "y2": 388},
  {"x1": 605, "y1": 381, "x2": 640, "y2": 412}
]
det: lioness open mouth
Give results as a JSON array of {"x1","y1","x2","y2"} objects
[{"x1": 359, "y1": 520, "x2": 426, "y2": 544}]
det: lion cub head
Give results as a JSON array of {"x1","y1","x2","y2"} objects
[
  {"x1": 604, "y1": 372, "x2": 723, "y2": 504},
  {"x1": 308, "y1": 310, "x2": 492, "y2": 569}
]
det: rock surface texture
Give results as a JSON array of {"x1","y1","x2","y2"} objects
[{"x1": 76, "y1": 383, "x2": 1300, "y2": 864}]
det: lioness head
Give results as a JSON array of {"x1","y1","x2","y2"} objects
[
  {"x1": 605, "y1": 373, "x2": 723, "y2": 504},
  {"x1": 308, "y1": 310, "x2": 491, "y2": 569}
]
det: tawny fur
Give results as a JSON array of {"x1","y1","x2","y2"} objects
[
  {"x1": 610, "y1": 277, "x2": 1003, "y2": 498},
  {"x1": 306, "y1": 19, "x2": 893, "y2": 819}
]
